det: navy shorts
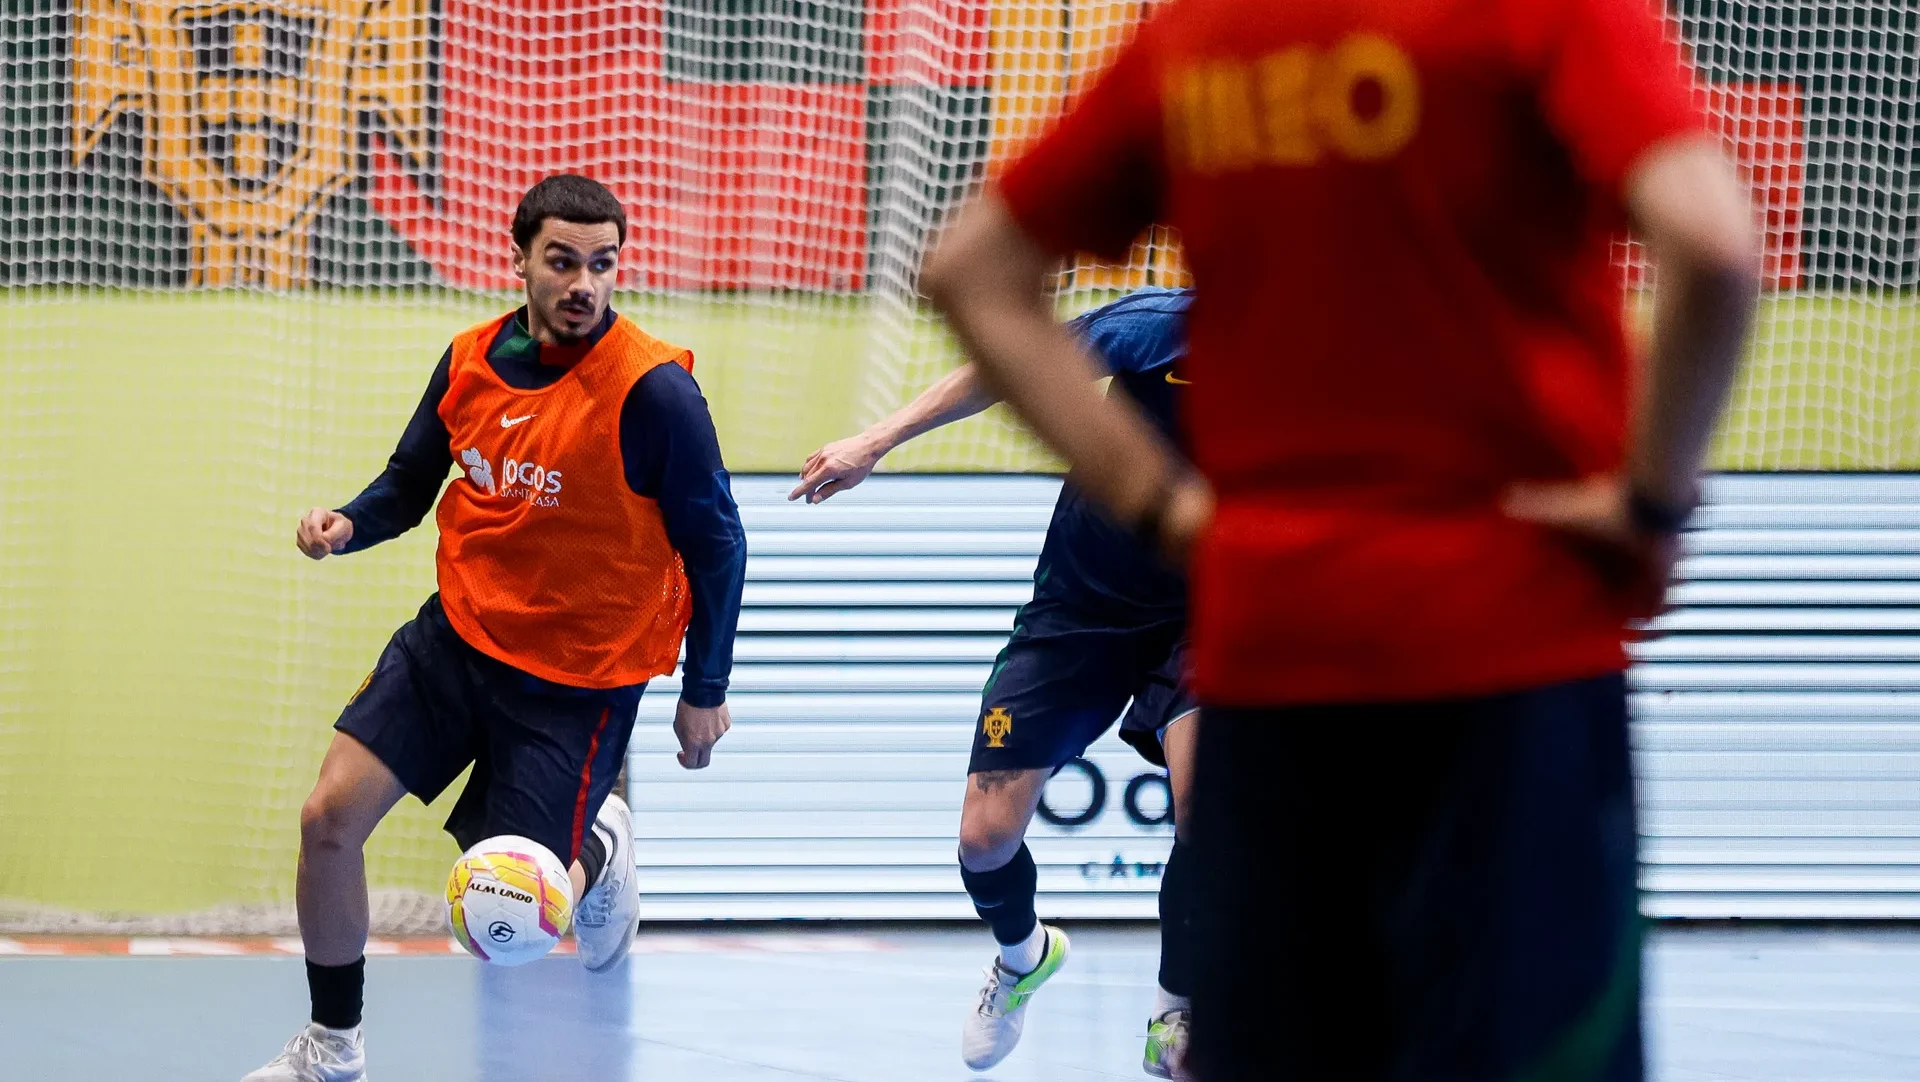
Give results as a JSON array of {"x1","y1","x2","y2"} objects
[
  {"x1": 335, "y1": 595, "x2": 645, "y2": 864},
  {"x1": 1186, "y1": 673, "x2": 1642, "y2": 1082},
  {"x1": 970, "y1": 590, "x2": 1196, "y2": 774}
]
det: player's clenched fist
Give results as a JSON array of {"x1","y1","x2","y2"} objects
[
  {"x1": 673, "y1": 699, "x2": 731, "y2": 770},
  {"x1": 296, "y1": 508, "x2": 355, "y2": 560}
]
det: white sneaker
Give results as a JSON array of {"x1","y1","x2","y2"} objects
[
  {"x1": 961, "y1": 925, "x2": 1070, "y2": 1071},
  {"x1": 240, "y1": 1023, "x2": 366, "y2": 1082},
  {"x1": 573, "y1": 793, "x2": 640, "y2": 972}
]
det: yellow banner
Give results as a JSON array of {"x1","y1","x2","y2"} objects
[
  {"x1": 71, "y1": 0, "x2": 430, "y2": 288},
  {"x1": 988, "y1": 0, "x2": 1189, "y2": 291}
]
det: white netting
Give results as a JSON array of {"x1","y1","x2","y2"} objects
[
  {"x1": 0, "y1": 0, "x2": 1912, "y2": 931},
  {"x1": 862, "y1": 0, "x2": 1183, "y2": 472},
  {"x1": 864, "y1": 0, "x2": 1920, "y2": 471},
  {"x1": 1627, "y1": 1, "x2": 1919, "y2": 468}
]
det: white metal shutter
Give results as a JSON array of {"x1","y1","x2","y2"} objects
[
  {"x1": 631, "y1": 474, "x2": 1920, "y2": 920},
  {"x1": 1639, "y1": 474, "x2": 1920, "y2": 917}
]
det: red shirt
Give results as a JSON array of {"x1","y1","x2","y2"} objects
[{"x1": 1000, "y1": 0, "x2": 1703, "y2": 705}]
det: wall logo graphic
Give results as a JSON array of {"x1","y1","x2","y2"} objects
[
  {"x1": 71, "y1": 0, "x2": 433, "y2": 287},
  {"x1": 461, "y1": 448, "x2": 495, "y2": 496}
]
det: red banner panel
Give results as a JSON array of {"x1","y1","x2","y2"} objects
[
  {"x1": 1712, "y1": 81, "x2": 1806, "y2": 291},
  {"x1": 367, "y1": 0, "x2": 870, "y2": 291}
]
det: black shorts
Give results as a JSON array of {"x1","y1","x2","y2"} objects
[
  {"x1": 335, "y1": 595, "x2": 645, "y2": 864},
  {"x1": 1186, "y1": 672, "x2": 1641, "y2": 1082},
  {"x1": 969, "y1": 590, "x2": 1195, "y2": 774}
]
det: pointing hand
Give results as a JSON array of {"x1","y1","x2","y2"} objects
[{"x1": 790, "y1": 436, "x2": 885, "y2": 504}]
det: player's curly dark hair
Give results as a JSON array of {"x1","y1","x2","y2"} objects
[{"x1": 511, "y1": 175, "x2": 627, "y2": 250}]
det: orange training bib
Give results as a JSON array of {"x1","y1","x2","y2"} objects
[{"x1": 434, "y1": 312, "x2": 694, "y2": 688}]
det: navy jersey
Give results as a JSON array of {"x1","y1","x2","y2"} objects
[{"x1": 1034, "y1": 287, "x2": 1192, "y2": 617}]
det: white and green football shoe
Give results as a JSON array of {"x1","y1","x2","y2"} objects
[
  {"x1": 961, "y1": 925, "x2": 1071, "y2": 1070},
  {"x1": 1142, "y1": 1007, "x2": 1191, "y2": 1079}
]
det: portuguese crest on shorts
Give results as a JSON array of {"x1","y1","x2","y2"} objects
[
  {"x1": 70, "y1": 0, "x2": 432, "y2": 287},
  {"x1": 982, "y1": 707, "x2": 1013, "y2": 749}
]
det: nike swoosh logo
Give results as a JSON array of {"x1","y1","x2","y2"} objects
[
  {"x1": 500, "y1": 414, "x2": 536, "y2": 428},
  {"x1": 1164, "y1": 372, "x2": 1192, "y2": 385}
]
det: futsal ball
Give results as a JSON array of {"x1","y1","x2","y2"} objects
[{"x1": 445, "y1": 835, "x2": 573, "y2": 967}]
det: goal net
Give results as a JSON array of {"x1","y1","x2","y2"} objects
[{"x1": 0, "y1": 0, "x2": 1913, "y2": 931}]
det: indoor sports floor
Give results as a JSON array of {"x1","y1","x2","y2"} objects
[{"x1": 6, "y1": 924, "x2": 1919, "y2": 1081}]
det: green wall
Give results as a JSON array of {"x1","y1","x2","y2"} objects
[{"x1": 0, "y1": 288, "x2": 1912, "y2": 920}]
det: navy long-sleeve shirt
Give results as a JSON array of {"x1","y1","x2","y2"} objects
[{"x1": 338, "y1": 308, "x2": 746, "y2": 707}]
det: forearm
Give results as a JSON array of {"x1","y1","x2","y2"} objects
[
  {"x1": 1632, "y1": 257, "x2": 1755, "y2": 504},
  {"x1": 924, "y1": 196, "x2": 1177, "y2": 525},
  {"x1": 863, "y1": 364, "x2": 999, "y2": 455},
  {"x1": 1627, "y1": 140, "x2": 1760, "y2": 506},
  {"x1": 677, "y1": 522, "x2": 746, "y2": 707},
  {"x1": 337, "y1": 468, "x2": 442, "y2": 552},
  {"x1": 334, "y1": 349, "x2": 454, "y2": 552}
]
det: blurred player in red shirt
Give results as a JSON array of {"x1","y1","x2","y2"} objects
[{"x1": 922, "y1": 0, "x2": 1758, "y2": 1078}]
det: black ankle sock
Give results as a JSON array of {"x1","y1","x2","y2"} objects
[
  {"x1": 1157, "y1": 841, "x2": 1194, "y2": 997},
  {"x1": 577, "y1": 825, "x2": 610, "y2": 889},
  {"x1": 307, "y1": 957, "x2": 366, "y2": 1030},
  {"x1": 958, "y1": 843, "x2": 1039, "y2": 946}
]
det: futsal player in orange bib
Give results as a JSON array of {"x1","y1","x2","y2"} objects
[{"x1": 245, "y1": 176, "x2": 746, "y2": 1082}]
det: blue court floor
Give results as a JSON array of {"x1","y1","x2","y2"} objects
[{"x1": 5, "y1": 925, "x2": 1919, "y2": 1081}]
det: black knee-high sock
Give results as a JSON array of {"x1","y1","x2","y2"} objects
[
  {"x1": 308, "y1": 956, "x2": 366, "y2": 1030},
  {"x1": 577, "y1": 824, "x2": 610, "y2": 890},
  {"x1": 1158, "y1": 841, "x2": 1195, "y2": 998},
  {"x1": 959, "y1": 844, "x2": 1039, "y2": 946}
]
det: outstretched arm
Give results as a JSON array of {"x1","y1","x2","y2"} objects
[
  {"x1": 789, "y1": 363, "x2": 998, "y2": 503},
  {"x1": 297, "y1": 350, "x2": 455, "y2": 560}
]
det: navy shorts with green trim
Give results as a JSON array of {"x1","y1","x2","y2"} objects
[
  {"x1": 334, "y1": 594, "x2": 644, "y2": 864},
  {"x1": 969, "y1": 589, "x2": 1193, "y2": 774}
]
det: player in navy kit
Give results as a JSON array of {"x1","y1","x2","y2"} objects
[{"x1": 793, "y1": 288, "x2": 1196, "y2": 1077}]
